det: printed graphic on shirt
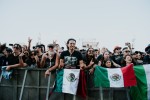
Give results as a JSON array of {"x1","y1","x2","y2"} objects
[{"x1": 64, "y1": 56, "x2": 77, "y2": 67}]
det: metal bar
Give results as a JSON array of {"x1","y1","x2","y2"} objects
[
  {"x1": 19, "y1": 70, "x2": 28, "y2": 100},
  {"x1": 126, "y1": 88, "x2": 130, "y2": 100},
  {"x1": 0, "y1": 73, "x2": 2, "y2": 83},
  {"x1": 109, "y1": 88, "x2": 113, "y2": 100},
  {"x1": 0, "y1": 85, "x2": 51, "y2": 88},
  {"x1": 46, "y1": 73, "x2": 51, "y2": 100},
  {"x1": 13, "y1": 70, "x2": 18, "y2": 100},
  {"x1": 100, "y1": 87, "x2": 103, "y2": 100},
  {"x1": 37, "y1": 70, "x2": 40, "y2": 100}
]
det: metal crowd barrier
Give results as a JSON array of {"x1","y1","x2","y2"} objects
[{"x1": 0, "y1": 68, "x2": 130, "y2": 100}]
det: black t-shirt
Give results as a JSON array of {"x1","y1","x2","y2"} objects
[
  {"x1": 111, "y1": 54, "x2": 123, "y2": 65},
  {"x1": 83, "y1": 55, "x2": 98, "y2": 66},
  {"x1": 97, "y1": 54, "x2": 103, "y2": 61},
  {"x1": 25, "y1": 58, "x2": 37, "y2": 67},
  {"x1": 60, "y1": 50, "x2": 83, "y2": 69},
  {"x1": 143, "y1": 55, "x2": 150, "y2": 64},
  {"x1": 44, "y1": 53, "x2": 56, "y2": 68},
  {"x1": 7, "y1": 54, "x2": 26, "y2": 65}
]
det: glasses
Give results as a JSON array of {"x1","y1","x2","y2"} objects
[
  {"x1": 125, "y1": 51, "x2": 130, "y2": 53},
  {"x1": 13, "y1": 46, "x2": 18, "y2": 49},
  {"x1": 115, "y1": 48, "x2": 121, "y2": 50}
]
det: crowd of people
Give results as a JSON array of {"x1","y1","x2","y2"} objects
[{"x1": 0, "y1": 38, "x2": 150, "y2": 79}]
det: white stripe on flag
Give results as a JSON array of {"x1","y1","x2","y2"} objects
[
  {"x1": 62, "y1": 69, "x2": 80, "y2": 95},
  {"x1": 143, "y1": 64, "x2": 150, "y2": 100},
  {"x1": 107, "y1": 68, "x2": 124, "y2": 87}
]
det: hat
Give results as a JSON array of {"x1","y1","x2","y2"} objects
[
  {"x1": 145, "y1": 44, "x2": 150, "y2": 52},
  {"x1": 122, "y1": 47, "x2": 128, "y2": 51},
  {"x1": 113, "y1": 46, "x2": 121, "y2": 52},
  {"x1": 47, "y1": 44, "x2": 54, "y2": 48},
  {"x1": 6, "y1": 47, "x2": 12, "y2": 53},
  {"x1": 13, "y1": 43, "x2": 22, "y2": 50}
]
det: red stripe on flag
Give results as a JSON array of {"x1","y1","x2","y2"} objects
[
  {"x1": 121, "y1": 64, "x2": 137, "y2": 87},
  {"x1": 77, "y1": 70, "x2": 87, "y2": 99}
]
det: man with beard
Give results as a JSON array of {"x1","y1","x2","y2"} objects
[{"x1": 82, "y1": 47, "x2": 98, "y2": 88}]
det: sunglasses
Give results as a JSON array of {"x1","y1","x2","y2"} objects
[
  {"x1": 125, "y1": 51, "x2": 130, "y2": 53},
  {"x1": 115, "y1": 48, "x2": 121, "y2": 50}
]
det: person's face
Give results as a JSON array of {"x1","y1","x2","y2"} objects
[
  {"x1": 48, "y1": 47, "x2": 54, "y2": 52},
  {"x1": 30, "y1": 52, "x2": 35, "y2": 58},
  {"x1": 94, "y1": 51, "x2": 99, "y2": 55},
  {"x1": 2, "y1": 49, "x2": 8, "y2": 56},
  {"x1": 13, "y1": 46, "x2": 20, "y2": 53},
  {"x1": 137, "y1": 53, "x2": 142, "y2": 59},
  {"x1": 123, "y1": 49, "x2": 131, "y2": 56},
  {"x1": 125, "y1": 55, "x2": 132, "y2": 63},
  {"x1": 67, "y1": 40, "x2": 76, "y2": 50},
  {"x1": 115, "y1": 48, "x2": 121, "y2": 53},
  {"x1": 105, "y1": 60, "x2": 112, "y2": 68},
  {"x1": 36, "y1": 47, "x2": 41, "y2": 52},
  {"x1": 103, "y1": 52, "x2": 110, "y2": 59},
  {"x1": 88, "y1": 49, "x2": 94, "y2": 56}
]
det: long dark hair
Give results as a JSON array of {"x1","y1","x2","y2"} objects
[{"x1": 66, "y1": 38, "x2": 76, "y2": 50}]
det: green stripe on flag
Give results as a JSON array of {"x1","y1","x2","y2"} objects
[
  {"x1": 130, "y1": 65, "x2": 148, "y2": 100},
  {"x1": 54, "y1": 69, "x2": 64, "y2": 92},
  {"x1": 94, "y1": 66, "x2": 110, "y2": 87}
]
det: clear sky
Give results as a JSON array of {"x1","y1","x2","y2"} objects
[{"x1": 0, "y1": 0, "x2": 150, "y2": 52}]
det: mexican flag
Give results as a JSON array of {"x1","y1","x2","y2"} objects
[
  {"x1": 130, "y1": 64, "x2": 150, "y2": 100},
  {"x1": 55, "y1": 69, "x2": 80, "y2": 95},
  {"x1": 94, "y1": 64, "x2": 136, "y2": 87}
]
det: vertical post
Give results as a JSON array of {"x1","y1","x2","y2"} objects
[
  {"x1": 99, "y1": 87, "x2": 103, "y2": 100},
  {"x1": 19, "y1": 69, "x2": 28, "y2": 100},
  {"x1": 46, "y1": 57, "x2": 52, "y2": 100},
  {"x1": 46, "y1": 73, "x2": 51, "y2": 100},
  {"x1": 126, "y1": 88, "x2": 130, "y2": 100},
  {"x1": 0, "y1": 73, "x2": 2, "y2": 83},
  {"x1": 37, "y1": 70, "x2": 40, "y2": 100},
  {"x1": 13, "y1": 70, "x2": 18, "y2": 100}
]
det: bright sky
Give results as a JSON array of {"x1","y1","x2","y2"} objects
[{"x1": 0, "y1": 0, "x2": 150, "y2": 52}]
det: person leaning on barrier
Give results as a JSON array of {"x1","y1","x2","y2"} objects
[
  {"x1": 5, "y1": 43, "x2": 26, "y2": 70},
  {"x1": 82, "y1": 47, "x2": 98, "y2": 88},
  {"x1": 1, "y1": 47, "x2": 13, "y2": 66},
  {"x1": 19, "y1": 50, "x2": 40, "y2": 68},
  {"x1": 59, "y1": 38, "x2": 85, "y2": 70},
  {"x1": 121, "y1": 54, "x2": 135, "y2": 67},
  {"x1": 40, "y1": 44, "x2": 59, "y2": 77}
]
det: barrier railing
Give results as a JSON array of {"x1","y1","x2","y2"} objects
[{"x1": 0, "y1": 68, "x2": 130, "y2": 100}]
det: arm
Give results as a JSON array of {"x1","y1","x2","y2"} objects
[
  {"x1": 45, "y1": 54, "x2": 60, "y2": 77},
  {"x1": 40, "y1": 53, "x2": 47, "y2": 68},
  {"x1": 6, "y1": 64, "x2": 21, "y2": 71},
  {"x1": 79, "y1": 60, "x2": 86, "y2": 70},
  {"x1": 27, "y1": 37, "x2": 32, "y2": 51},
  {"x1": 84, "y1": 58, "x2": 94, "y2": 69},
  {"x1": 59, "y1": 59, "x2": 65, "y2": 69}
]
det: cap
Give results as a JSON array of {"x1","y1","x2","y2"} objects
[
  {"x1": 13, "y1": 43, "x2": 22, "y2": 50},
  {"x1": 113, "y1": 46, "x2": 121, "y2": 52},
  {"x1": 47, "y1": 44, "x2": 54, "y2": 48}
]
